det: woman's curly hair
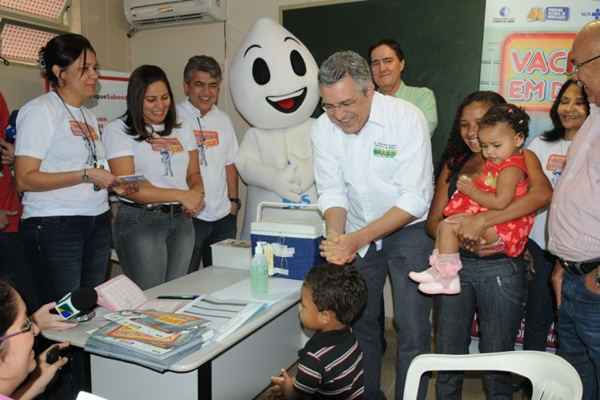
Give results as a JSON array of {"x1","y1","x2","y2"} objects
[{"x1": 437, "y1": 91, "x2": 506, "y2": 180}]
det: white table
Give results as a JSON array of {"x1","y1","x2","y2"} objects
[{"x1": 43, "y1": 267, "x2": 304, "y2": 400}]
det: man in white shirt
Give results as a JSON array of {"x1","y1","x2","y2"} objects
[
  {"x1": 177, "y1": 55, "x2": 240, "y2": 271},
  {"x1": 312, "y1": 50, "x2": 434, "y2": 400}
]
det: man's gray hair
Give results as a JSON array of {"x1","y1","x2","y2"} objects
[
  {"x1": 318, "y1": 50, "x2": 372, "y2": 93},
  {"x1": 183, "y1": 55, "x2": 222, "y2": 82}
]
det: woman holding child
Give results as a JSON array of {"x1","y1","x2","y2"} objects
[{"x1": 427, "y1": 91, "x2": 552, "y2": 399}]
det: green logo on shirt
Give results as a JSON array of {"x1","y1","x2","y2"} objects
[{"x1": 373, "y1": 142, "x2": 397, "y2": 158}]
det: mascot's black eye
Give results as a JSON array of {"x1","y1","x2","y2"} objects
[
  {"x1": 252, "y1": 57, "x2": 270, "y2": 85},
  {"x1": 290, "y1": 50, "x2": 306, "y2": 76}
]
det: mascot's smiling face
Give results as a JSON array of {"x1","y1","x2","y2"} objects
[{"x1": 230, "y1": 18, "x2": 319, "y2": 130}]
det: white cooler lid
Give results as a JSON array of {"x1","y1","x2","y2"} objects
[{"x1": 251, "y1": 221, "x2": 323, "y2": 238}]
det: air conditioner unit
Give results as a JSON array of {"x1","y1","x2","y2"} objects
[{"x1": 124, "y1": 0, "x2": 226, "y2": 32}]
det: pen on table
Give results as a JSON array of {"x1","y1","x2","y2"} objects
[{"x1": 156, "y1": 295, "x2": 200, "y2": 300}]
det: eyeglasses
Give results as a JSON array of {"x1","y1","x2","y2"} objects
[
  {"x1": 321, "y1": 97, "x2": 358, "y2": 113},
  {"x1": 568, "y1": 53, "x2": 600, "y2": 76},
  {"x1": 0, "y1": 317, "x2": 34, "y2": 342}
]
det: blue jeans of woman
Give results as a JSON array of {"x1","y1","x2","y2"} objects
[
  {"x1": 558, "y1": 271, "x2": 600, "y2": 400},
  {"x1": 115, "y1": 204, "x2": 194, "y2": 290},
  {"x1": 0, "y1": 231, "x2": 37, "y2": 309},
  {"x1": 352, "y1": 221, "x2": 433, "y2": 400},
  {"x1": 435, "y1": 255, "x2": 527, "y2": 400},
  {"x1": 21, "y1": 211, "x2": 112, "y2": 400},
  {"x1": 20, "y1": 211, "x2": 111, "y2": 303}
]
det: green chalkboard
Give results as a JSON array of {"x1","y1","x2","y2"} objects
[{"x1": 283, "y1": 0, "x2": 486, "y2": 164}]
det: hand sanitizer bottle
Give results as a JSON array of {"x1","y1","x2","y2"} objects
[{"x1": 251, "y1": 242, "x2": 268, "y2": 297}]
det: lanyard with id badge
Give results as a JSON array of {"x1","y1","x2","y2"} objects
[
  {"x1": 57, "y1": 92, "x2": 107, "y2": 190},
  {"x1": 195, "y1": 117, "x2": 208, "y2": 167}
]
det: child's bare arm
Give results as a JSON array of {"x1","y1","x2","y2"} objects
[{"x1": 457, "y1": 166, "x2": 524, "y2": 210}]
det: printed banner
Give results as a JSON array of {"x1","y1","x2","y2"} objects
[
  {"x1": 479, "y1": 0, "x2": 598, "y2": 139},
  {"x1": 86, "y1": 70, "x2": 129, "y2": 133}
]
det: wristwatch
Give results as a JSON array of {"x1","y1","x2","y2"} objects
[{"x1": 229, "y1": 197, "x2": 241, "y2": 208}]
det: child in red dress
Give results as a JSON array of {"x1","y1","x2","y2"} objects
[{"x1": 410, "y1": 104, "x2": 535, "y2": 294}]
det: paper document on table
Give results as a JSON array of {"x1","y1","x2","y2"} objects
[
  {"x1": 95, "y1": 275, "x2": 184, "y2": 312},
  {"x1": 210, "y1": 277, "x2": 302, "y2": 305},
  {"x1": 178, "y1": 296, "x2": 266, "y2": 341},
  {"x1": 95, "y1": 275, "x2": 147, "y2": 310}
]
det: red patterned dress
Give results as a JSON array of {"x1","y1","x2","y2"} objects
[{"x1": 443, "y1": 154, "x2": 534, "y2": 257}]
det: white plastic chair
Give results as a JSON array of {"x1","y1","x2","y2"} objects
[{"x1": 403, "y1": 351, "x2": 582, "y2": 400}]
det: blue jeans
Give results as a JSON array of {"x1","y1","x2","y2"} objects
[
  {"x1": 523, "y1": 239, "x2": 556, "y2": 351},
  {"x1": 352, "y1": 221, "x2": 433, "y2": 400},
  {"x1": 115, "y1": 204, "x2": 194, "y2": 290},
  {"x1": 435, "y1": 256, "x2": 527, "y2": 400},
  {"x1": 0, "y1": 231, "x2": 37, "y2": 309},
  {"x1": 189, "y1": 213, "x2": 237, "y2": 271},
  {"x1": 21, "y1": 212, "x2": 111, "y2": 400},
  {"x1": 558, "y1": 271, "x2": 600, "y2": 400},
  {"x1": 21, "y1": 212, "x2": 111, "y2": 304}
]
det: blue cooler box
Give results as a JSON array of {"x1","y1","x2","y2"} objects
[{"x1": 250, "y1": 221, "x2": 324, "y2": 280}]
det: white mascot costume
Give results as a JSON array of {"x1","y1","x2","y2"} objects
[{"x1": 230, "y1": 18, "x2": 321, "y2": 239}]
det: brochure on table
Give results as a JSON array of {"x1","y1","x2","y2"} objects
[{"x1": 85, "y1": 274, "x2": 302, "y2": 370}]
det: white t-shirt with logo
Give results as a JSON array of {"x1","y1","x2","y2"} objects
[
  {"x1": 103, "y1": 118, "x2": 196, "y2": 193},
  {"x1": 527, "y1": 135, "x2": 572, "y2": 249},
  {"x1": 15, "y1": 91, "x2": 109, "y2": 218},
  {"x1": 177, "y1": 101, "x2": 239, "y2": 221}
]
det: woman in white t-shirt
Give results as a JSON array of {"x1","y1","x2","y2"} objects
[
  {"x1": 15, "y1": 34, "x2": 120, "y2": 307},
  {"x1": 104, "y1": 65, "x2": 205, "y2": 290},
  {"x1": 523, "y1": 79, "x2": 590, "y2": 353}
]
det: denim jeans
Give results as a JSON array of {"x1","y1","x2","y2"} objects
[
  {"x1": 21, "y1": 212, "x2": 111, "y2": 400},
  {"x1": 115, "y1": 204, "x2": 194, "y2": 290},
  {"x1": 0, "y1": 231, "x2": 37, "y2": 309},
  {"x1": 352, "y1": 221, "x2": 433, "y2": 400},
  {"x1": 523, "y1": 239, "x2": 556, "y2": 351},
  {"x1": 20, "y1": 212, "x2": 111, "y2": 304},
  {"x1": 435, "y1": 255, "x2": 527, "y2": 400},
  {"x1": 188, "y1": 213, "x2": 237, "y2": 272},
  {"x1": 557, "y1": 271, "x2": 600, "y2": 400}
]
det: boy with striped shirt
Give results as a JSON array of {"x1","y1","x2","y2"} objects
[{"x1": 271, "y1": 264, "x2": 367, "y2": 399}]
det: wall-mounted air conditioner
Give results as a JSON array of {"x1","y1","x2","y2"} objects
[{"x1": 124, "y1": 0, "x2": 226, "y2": 34}]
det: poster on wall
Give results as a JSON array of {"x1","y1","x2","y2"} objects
[
  {"x1": 471, "y1": 0, "x2": 599, "y2": 353},
  {"x1": 479, "y1": 0, "x2": 597, "y2": 139},
  {"x1": 85, "y1": 70, "x2": 129, "y2": 132}
]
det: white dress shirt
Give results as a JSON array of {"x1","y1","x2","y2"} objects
[{"x1": 312, "y1": 92, "x2": 433, "y2": 256}]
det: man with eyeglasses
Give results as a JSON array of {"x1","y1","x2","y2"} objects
[
  {"x1": 369, "y1": 39, "x2": 438, "y2": 136},
  {"x1": 547, "y1": 21, "x2": 600, "y2": 400},
  {"x1": 312, "y1": 50, "x2": 433, "y2": 400},
  {"x1": 177, "y1": 55, "x2": 240, "y2": 272}
]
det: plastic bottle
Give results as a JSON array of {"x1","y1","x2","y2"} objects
[{"x1": 250, "y1": 242, "x2": 269, "y2": 297}]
